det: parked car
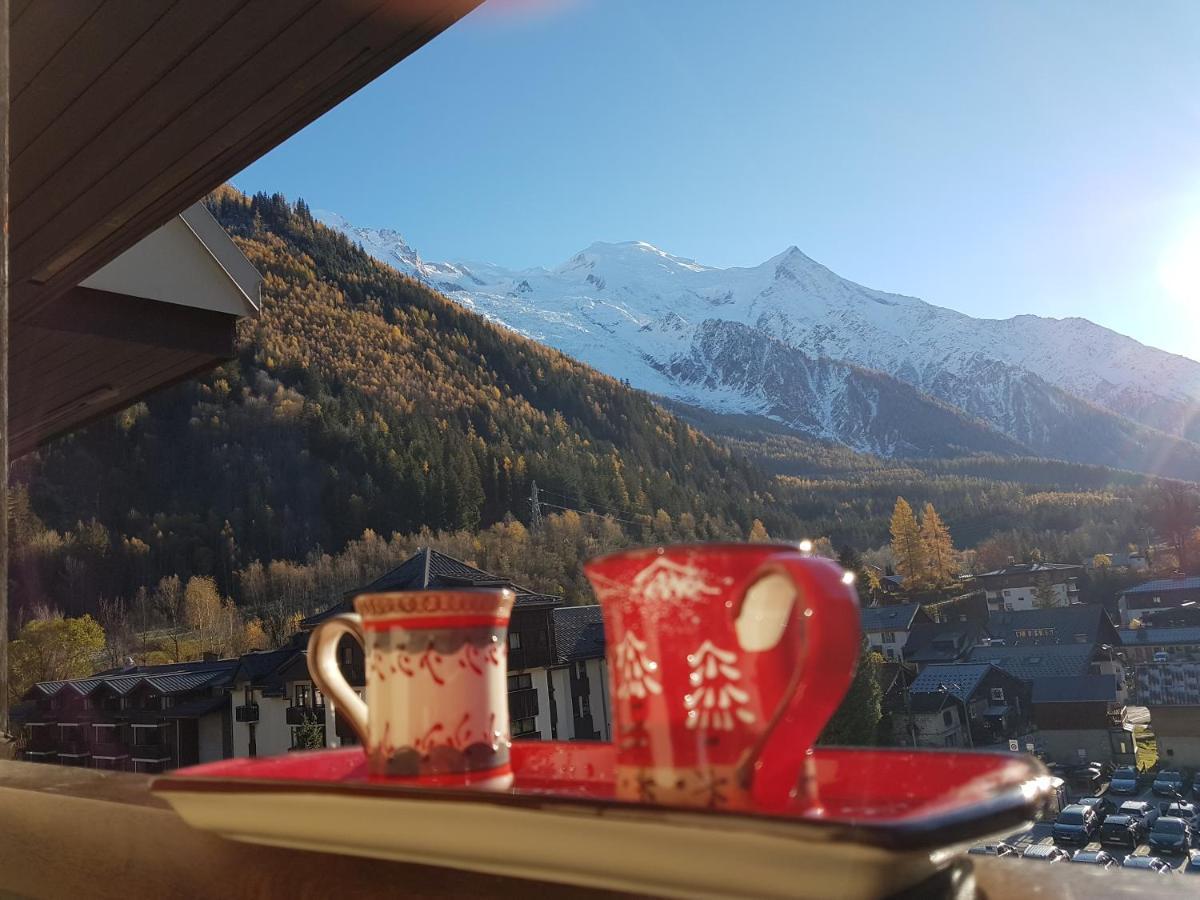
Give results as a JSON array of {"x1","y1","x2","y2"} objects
[
  {"x1": 1099, "y1": 815, "x2": 1143, "y2": 849},
  {"x1": 1153, "y1": 770, "x2": 1187, "y2": 797},
  {"x1": 967, "y1": 842, "x2": 1019, "y2": 858},
  {"x1": 1021, "y1": 844, "x2": 1072, "y2": 863},
  {"x1": 1078, "y1": 796, "x2": 1117, "y2": 825},
  {"x1": 1053, "y1": 804, "x2": 1100, "y2": 845},
  {"x1": 1071, "y1": 849, "x2": 1119, "y2": 870},
  {"x1": 1119, "y1": 800, "x2": 1160, "y2": 828},
  {"x1": 1184, "y1": 849, "x2": 1200, "y2": 874},
  {"x1": 1148, "y1": 817, "x2": 1194, "y2": 855},
  {"x1": 1110, "y1": 766, "x2": 1141, "y2": 795},
  {"x1": 1164, "y1": 801, "x2": 1199, "y2": 827},
  {"x1": 1121, "y1": 854, "x2": 1173, "y2": 874}
]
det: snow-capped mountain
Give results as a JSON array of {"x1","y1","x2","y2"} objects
[{"x1": 317, "y1": 211, "x2": 1200, "y2": 474}]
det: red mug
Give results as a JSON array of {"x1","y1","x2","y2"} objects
[{"x1": 584, "y1": 543, "x2": 860, "y2": 811}]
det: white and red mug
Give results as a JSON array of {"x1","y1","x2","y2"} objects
[{"x1": 307, "y1": 588, "x2": 516, "y2": 788}]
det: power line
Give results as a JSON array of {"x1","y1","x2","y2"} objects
[
  {"x1": 536, "y1": 500, "x2": 652, "y2": 532},
  {"x1": 536, "y1": 485, "x2": 652, "y2": 518}
]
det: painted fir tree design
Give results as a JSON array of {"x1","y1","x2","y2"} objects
[
  {"x1": 614, "y1": 630, "x2": 662, "y2": 700},
  {"x1": 684, "y1": 640, "x2": 755, "y2": 731}
]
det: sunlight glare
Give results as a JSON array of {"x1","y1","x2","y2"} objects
[{"x1": 1159, "y1": 223, "x2": 1200, "y2": 308}]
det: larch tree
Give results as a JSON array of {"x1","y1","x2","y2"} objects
[
  {"x1": 748, "y1": 519, "x2": 770, "y2": 543},
  {"x1": 889, "y1": 498, "x2": 926, "y2": 587},
  {"x1": 1032, "y1": 576, "x2": 1060, "y2": 609},
  {"x1": 919, "y1": 503, "x2": 957, "y2": 586}
]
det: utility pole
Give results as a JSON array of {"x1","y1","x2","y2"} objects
[{"x1": 529, "y1": 480, "x2": 543, "y2": 532}]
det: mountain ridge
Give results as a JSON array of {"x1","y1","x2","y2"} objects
[{"x1": 317, "y1": 210, "x2": 1200, "y2": 478}]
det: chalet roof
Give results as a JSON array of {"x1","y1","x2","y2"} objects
[
  {"x1": 230, "y1": 647, "x2": 302, "y2": 694},
  {"x1": 553, "y1": 605, "x2": 606, "y2": 664},
  {"x1": 1123, "y1": 577, "x2": 1200, "y2": 596},
  {"x1": 975, "y1": 563, "x2": 1081, "y2": 580},
  {"x1": 1118, "y1": 626, "x2": 1200, "y2": 645},
  {"x1": 302, "y1": 547, "x2": 562, "y2": 628},
  {"x1": 26, "y1": 657, "x2": 238, "y2": 702},
  {"x1": 903, "y1": 621, "x2": 990, "y2": 664},
  {"x1": 1032, "y1": 675, "x2": 1119, "y2": 704},
  {"x1": 965, "y1": 644, "x2": 1094, "y2": 681},
  {"x1": 160, "y1": 695, "x2": 229, "y2": 719},
  {"x1": 910, "y1": 664, "x2": 996, "y2": 700},
  {"x1": 1137, "y1": 663, "x2": 1200, "y2": 706},
  {"x1": 985, "y1": 605, "x2": 1115, "y2": 647},
  {"x1": 860, "y1": 603, "x2": 923, "y2": 633}
]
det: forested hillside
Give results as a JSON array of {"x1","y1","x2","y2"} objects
[
  {"x1": 9, "y1": 189, "x2": 789, "y2": 624},
  {"x1": 7, "y1": 189, "x2": 1179, "y2": 637}
]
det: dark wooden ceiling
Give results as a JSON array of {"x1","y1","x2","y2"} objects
[{"x1": 9, "y1": 0, "x2": 482, "y2": 454}]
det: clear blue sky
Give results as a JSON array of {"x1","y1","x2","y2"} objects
[{"x1": 234, "y1": 0, "x2": 1200, "y2": 360}]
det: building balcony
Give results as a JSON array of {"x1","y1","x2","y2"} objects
[
  {"x1": 286, "y1": 705, "x2": 325, "y2": 726},
  {"x1": 235, "y1": 703, "x2": 260, "y2": 723},
  {"x1": 129, "y1": 743, "x2": 171, "y2": 762},
  {"x1": 508, "y1": 688, "x2": 539, "y2": 720}
]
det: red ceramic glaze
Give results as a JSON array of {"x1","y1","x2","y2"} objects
[
  {"x1": 158, "y1": 742, "x2": 1053, "y2": 844},
  {"x1": 583, "y1": 544, "x2": 860, "y2": 810}
]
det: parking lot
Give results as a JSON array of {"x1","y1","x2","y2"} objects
[{"x1": 987, "y1": 779, "x2": 1197, "y2": 874}]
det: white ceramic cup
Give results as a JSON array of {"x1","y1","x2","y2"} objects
[{"x1": 307, "y1": 588, "x2": 516, "y2": 787}]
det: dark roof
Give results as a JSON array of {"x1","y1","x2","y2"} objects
[
  {"x1": 1032, "y1": 675, "x2": 1119, "y2": 704},
  {"x1": 860, "y1": 603, "x2": 923, "y2": 633},
  {"x1": 1123, "y1": 576, "x2": 1200, "y2": 596},
  {"x1": 26, "y1": 656, "x2": 239, "y2": 703},
  {"x1": 875, "y1": 661, "x2": 915, "y2": 711},
  {"x1": 160, "y1": 695, "x2": 228, "y2": 719},
  {"x1": 975, "y1": 563, "x2": 1081, "y2": 579},
  {"x1": 229, "y1": 647, "x2": 301, "y2": 695},
  {"x1": 903, "y1": 621, "x2": 990, "y2": 664},
  {"x1": 301, "y1": 547, "x2": 562, "y2": 627},
  {"x1": 1118, "y1": 626, "x2": 1200, "y2": 645},
  {"x1": 985, "y1": 605, "x2": 1115, "y2": 647},
  {"x1": 965, "y1": 644, "x2": 1094, "y2": 680},
  {"x1": 909, "y1": 692, "x2": 955, "y2": 714},
  {"x1": 910, "y1": 664, "x2": 996, "y2": 700},
  {"x1": 553, "y1": 605, "x2": 605, "y2": 664}
]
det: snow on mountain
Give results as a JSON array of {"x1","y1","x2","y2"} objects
[{"x1": 316, "y1": 210, "x2": 1200, "y2": 474}]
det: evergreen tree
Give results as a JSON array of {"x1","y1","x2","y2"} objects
[
  {"x1": 889, "y1": 498, "x2": 926, "y2": 587},
  {"x1": 919, "y1": 502, "x2": 957, "y2": 586},
  {"x1": 1032, "y1": 576, "x2": 1060, "y2": 609},
  {"x1": 818, "y1": 641, "x2": 882, "y2": 746},
  {"x1": 836, "y1": 545, "x2": 872, "y2": 604}
]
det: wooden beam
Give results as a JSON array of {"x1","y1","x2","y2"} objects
[
  {"x1": 29, "y1": 286, "x2": 237, "y2": 356},
  {"x1": 0, "y1": 0, "x2": 9, "y2": 740}
]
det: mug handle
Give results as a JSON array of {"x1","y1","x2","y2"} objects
[
  {"x1": 733, "y1": 553, "x2": 861, "y2": 809},
  {"x1": 307, "y1": 613, "x2": 370, "y2": 746}
]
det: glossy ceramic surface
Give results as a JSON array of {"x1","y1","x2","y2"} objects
[
  {"x1": 307, "y1": 588, "x2": 515, "y2": 782},
  {"x1": 584, "y1": 543, "x2": 860, "y2": 809},
  {"x1": 154, "y1": 743, "x2": 1055, "y2": 900}
]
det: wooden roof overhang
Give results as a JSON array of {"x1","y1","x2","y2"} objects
[{"x1": 9, "y1": 0, "x2": 482, "y2": 454}]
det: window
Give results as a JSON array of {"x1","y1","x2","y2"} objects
[
  {"x1": 943, "y1": 710, "x2": 954, "y2": 726},
  {"x1": 511, "y1": 716, "x2": 538, "y2": 737},
  {"x1": 991, "y1": 687, "x2": 1005, "y2": 702},
  {"x1": 341, "y1": 643, "x2": 354, "y2": 665},
  {"x1": 885, "y1": 647, "x2": 895, "y2": 660},
  {"x1": 576, "y1": 661, "x2": 587, "y2": 679},
  {"x1": 509, "y1": 632, "x2": 522, "y2": 650},
  {"x1": 295, "y1": 684, "x2": 309, "y2": 707},
  {"x1": 578, "y1": 695, "x2": 591, "y2": 717},
  {"x1": 881, "y1": 631, "x2": 896, "y2": 643},
  {"x1": 508, "y1": 673, "x2": 533, "y2": 691}
]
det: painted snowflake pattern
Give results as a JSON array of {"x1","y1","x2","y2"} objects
[
  {"x1": 684, "y1": 640, "x2": 755, "y2": 731},
  {"x1": 614, "y1": 630, "x2": 662, "y2": 700},
  {"x1": 632, "y1": 558, "x2": 721, "y2": 604}
]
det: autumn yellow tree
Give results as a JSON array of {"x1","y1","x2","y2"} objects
[
  {"x1": 748, "y1": 519, "x2": 770, "y2": 543},
  {"x1": 8, "y1": 615, "x2": 106, "y2": 705},
  {"x1": 889, "y1": 498, "x2": 926, "y2": 587},
  {"x1": 919, "y1": 502, "x2": 957, "y2": 586},
  {"x1": 185, "y1": 576, "x2": 224, "y2": 654}
]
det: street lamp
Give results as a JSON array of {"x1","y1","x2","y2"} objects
[{"x1": 938, "y1": 682, "x2": 974, "y2": 749}]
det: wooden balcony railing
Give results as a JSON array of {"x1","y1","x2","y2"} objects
[
  {"x1": 285, "y1": 705, "x2": 325, "y2": 727},
  {"x1": 0, "y1": 759, "x2": 1175, "y2": 899},
  {"x1": 508, "y1": 688, "x2": 539, "y2": 720}
]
